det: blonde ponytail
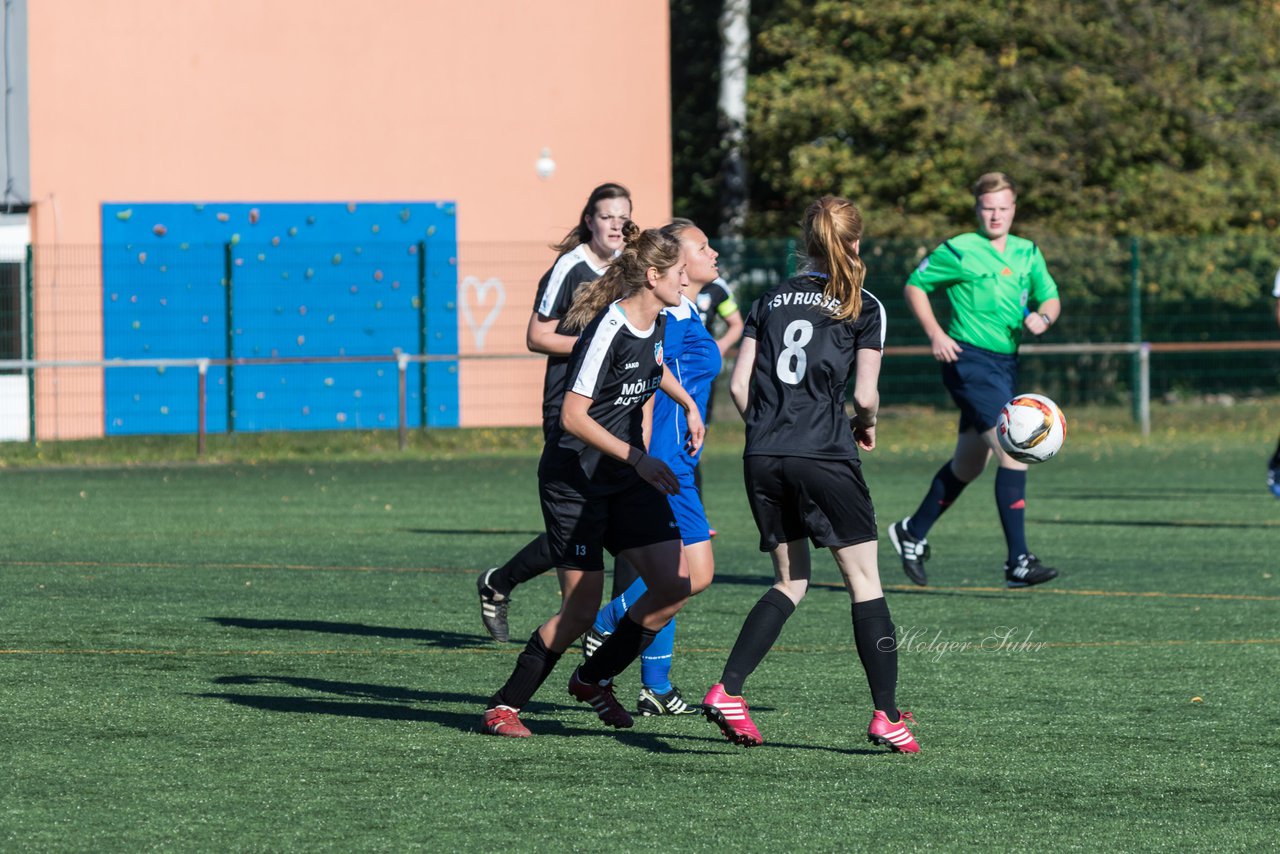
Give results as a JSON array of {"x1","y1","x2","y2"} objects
[{"x1": 802, "y1": 196, "x2": 865, "y2": 321}]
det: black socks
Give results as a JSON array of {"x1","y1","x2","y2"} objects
[
  {"x1": 852, "y1": 597, "x2": 897, "y2": 718},
  {"x1": 491, "y1": 630, "x2": 562, "y2": 710},
  {"x1": 720, "y1": 588, "x2": 796, "y2": 696},
  {"x1": 488, "y1": 533, "x2": 555, "y2": 596}
]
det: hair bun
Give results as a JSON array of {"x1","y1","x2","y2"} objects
[{"x1": 621, "y1": 219, "x2": 641, "y2": 245}]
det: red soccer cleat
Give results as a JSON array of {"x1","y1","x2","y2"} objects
[
  {"x1": 568, "y1": 668, "x2": 634, "y2": 729},
  {"x1": 703, "y1": 683, "x2": 763, "y2": 747},
  {"x1": 481, "y1": 705, "x2": 531, "y2": 738},
  {"x1": 867, "y1": 710, "x2": 920, "y2": 753}
]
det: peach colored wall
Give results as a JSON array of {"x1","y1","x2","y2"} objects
[{"x1": 26, "y1": 0, "x2": 671, "y2": 437}]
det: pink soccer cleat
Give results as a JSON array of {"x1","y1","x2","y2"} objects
[
  {"x1": 867, "y1": 710, "x2": 920, "y2": 753},
  {"x1": 703, "y1": 683, "x2": 763, "y2": 747},
  {"x1": 481, "y1": 705, "x2": 531, "y2": 738},
  {"x1": 568, "y1": 668, "x2": 634, "y2": 729}
]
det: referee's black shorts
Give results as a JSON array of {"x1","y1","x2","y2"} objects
[
  {"x1": 744, "y1": 455, "x2": 877, "y2": 552},
  {"x1": 941, "y1": 342, "x2": 1019, "y2": 433},
  {"x1": 538, "y1": 444, "x2": 680, "y2": 572}
]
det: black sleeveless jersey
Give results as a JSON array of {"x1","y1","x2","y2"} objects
[
  {"x1": 554, "y1": 302, "x2": 666, "y2": 478},
  {"x1": 742, "y1": 273, "x2": 885, "y2": 460},
  {"x1": 533, "y1": 244, "x2": 609, "y2": 436}
]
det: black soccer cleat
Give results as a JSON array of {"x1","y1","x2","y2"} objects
[
  {"x1": 889, "y1": 518, "x2": 930, "y2": 586},
  {"x1": 637, "y1": 685, "x2": 699, "y2": 716},
  {"x1": 476, "y1": 567, "x2": 510, "y2": 642},
  {"x1": 1004, "y1": 554, "x2": 1059, "y2": 588}
]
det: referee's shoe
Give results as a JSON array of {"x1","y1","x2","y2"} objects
[
  {"x1": 1004, "y1": 554, "x2": 1058, "y2": 588},
  {"x1": 889, "y1": 518, "x2": 930, "y2": 586}
]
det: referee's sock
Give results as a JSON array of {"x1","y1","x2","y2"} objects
[
  {"x1": 851, "y1": 597, "x2": 898, "y2": 719},
  {"x1": 489, "y1": 533, "x2": 555, "y2": 596},
  {"x1": 1270, "y1": 435, "x2": 1280, "y2": 468},
  {"x1": 908, "y1": 462, "x2": 969, "y2": 538},
  {"x1": 490, "y1": 630, "x2": 562, "y2": 710},
  {"x1": 995, "y1": 467, "x2": 1029, "y2": 564},
  {"x1": 720, "y1": 588, "x2": 796, "y2": 696},
  {"x1": 578, "y1": 613, "x2": 658, "y2": 685}
]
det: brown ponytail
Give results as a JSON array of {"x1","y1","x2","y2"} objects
[
  {"x1": 563, "y1": 222, "x2": 681, "y2": 333},
  {"x1": 802, "y1": 196, "x2": 865, "y2": 322}
]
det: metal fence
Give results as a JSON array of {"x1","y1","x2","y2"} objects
[{"x1": 2, "y1": 236, "x2": 1277, "y2": 442}]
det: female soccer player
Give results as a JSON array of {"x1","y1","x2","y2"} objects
[
  {"x1": 702, "y1": 196, "x2": 920, "y2": 753},
  {"x1": 477, "y1": 183, "x2": 632, "y2": 642},
  {"x1": 481, "y1": 224, "x2": 706, "y2": 738},
  {"x1": 888, "y1": 172, "x2": 1062, "y2": 588},
  {"x1": 587, "y1": 218, "x2": 723, "y2": 716}
]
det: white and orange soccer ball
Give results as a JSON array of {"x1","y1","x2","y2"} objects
[{"x1": 996, "y1": 393, "x2": 1067, "y2": 464}]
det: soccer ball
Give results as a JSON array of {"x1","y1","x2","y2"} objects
[{"x1": 996, "y1": 393, "x2": 1066, "y2": 464}]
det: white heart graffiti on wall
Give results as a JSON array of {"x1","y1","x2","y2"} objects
[{"x1": 459, "y1": 276, "x2": 506, "y2": 351}]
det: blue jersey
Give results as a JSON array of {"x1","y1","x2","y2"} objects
[{"x1": 649, "y1": 295, "x2": 722, "y2": 473}]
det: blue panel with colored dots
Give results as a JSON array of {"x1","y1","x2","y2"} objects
[{"x1": 101, "y1": 202, "x2": 459, "y2": 435}]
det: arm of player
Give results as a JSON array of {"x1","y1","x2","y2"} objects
[
  {"x1": 561, "y1": 391, "x2": 680, "y2": 495},
  {"x1": 1024, "y1": 297, "x2": 1061, "y2": 336},
  {"x1": 904, "y1": 285, "x2": 961, "y2": 363},
  {"x1": 526, "y1": 312, "x2": 578, "y2": 355},
  {"x1": 659, "y1": 368, "x2": 704, "y2": 456},
  {"x1": 729, "y1": 335, "x2": 755, "y2": 421},
  {"x1": 849, "y1": 347, "x2": 882, "y2": 452},
  {"x1": 715, "y1": 309, "x2": 745, "y2": 358}
]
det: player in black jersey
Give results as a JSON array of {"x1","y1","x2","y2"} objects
[
  {"x1": 476, "y1": 183, "x2": 631, "y2": 641},
  {"x1": 481, "y1": 225, "x2": 706, "y2": 738},
  {"x1": 702, "y1": 196, "x2": 920, "y2": 753}
]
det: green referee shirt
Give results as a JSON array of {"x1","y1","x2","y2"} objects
[{"x1": 906, "y1": 232, "x2": 1059, "y2": 354}]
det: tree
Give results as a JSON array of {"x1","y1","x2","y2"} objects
[{"x1": 742, "y1": 0, "x2": 1280, "y2": 239}]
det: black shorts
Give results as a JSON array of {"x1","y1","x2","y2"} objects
[
  {"x1": 538, "y1": 444, "x2": 680, "y2": 571},
  {"x1": 941, "y1": 342, "x2": 1019, "y2": 433},
  {"x1": 743, "y1": 455, "x2": 877, "y2": 551}
]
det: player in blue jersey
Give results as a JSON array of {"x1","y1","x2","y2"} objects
[{"x1": 587, "y1": 218, "x2": 723, "y2": 716}]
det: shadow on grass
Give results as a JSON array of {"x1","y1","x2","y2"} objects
[
  {"x1": 1049, "y1": 488, "x2": 1258, "y2": 500},
  {"x1": 1040, "y1": 518, "x2": 1277, "y2": 530},
  {"x1": 198, "y1": 674, "x2": 873, "y2": 756},
  {"x1": 207, "y1": 617, "x2": 486, "y2": 648},
  {"x1": 399, "y1": 528, "x2": 544, "y2": 537}
]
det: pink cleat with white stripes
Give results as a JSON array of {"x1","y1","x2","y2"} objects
[
  {"x1": 867, "y1": 710, "x2": 920, "y2": 753},
  {"x1": 703, "y1": 683, "x2": 763, "y2": 747}
]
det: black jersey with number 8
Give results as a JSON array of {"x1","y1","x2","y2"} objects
[{"x1": 742, "y1": 273, "x2": 885, "y2": 460}]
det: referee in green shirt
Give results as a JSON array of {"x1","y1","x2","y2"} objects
[{"x1": 888, "y1": 172, "x2": 1062, "y2": 588}]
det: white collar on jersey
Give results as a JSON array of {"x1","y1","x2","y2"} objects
[
  {"x1": 663, "y1": 294, "x2": 698, "y2": 321},
  {"x1": 609, "y1": 301, "x2": 657, "y2": 338}
]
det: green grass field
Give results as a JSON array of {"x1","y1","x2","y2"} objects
[{"x1": 2, "y1": 403, "x2": 1278, "y2": 851}]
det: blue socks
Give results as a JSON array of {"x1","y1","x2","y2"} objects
[
  {"x1": 995, "y1": 467, "x2": 1029, "y2": 563},
  {"x1": 593, "y1": 577, "x2": 676, "y2": 694}
]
